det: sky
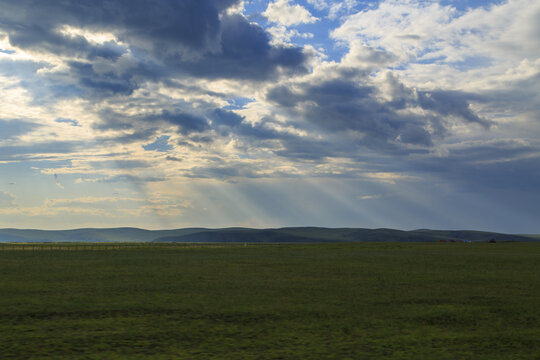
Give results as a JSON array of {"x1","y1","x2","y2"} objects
[{"x1": 0, "y1": 0, "x2": 538, "y2": 232}]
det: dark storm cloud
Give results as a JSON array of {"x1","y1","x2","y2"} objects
[
  {"x1": 187, "y1": 134, "x2": 214, "y2": 143},
  {"x1": 98, "y1": 106, "x2": 289, "y2": 148},
  {"x1": 267, "y1": 79, "x2": 434, "y2": 151},
  {"x1": 157, "y1": 111, "x2": 210, "y2": 135},
  {"x1": 1, "y1": 0, "x2": 230, "y2": 52},
  {"x1": 94, "y1": 108, "x2": 210, "y2": 143},
  {"x1": 177, "y1": 14, "x2": 308, "y2": 79},
  {"x1": 94, "y1": 104, "x2": 289, "y2": 152},
  {"x1": 237, "y1": 121, "x2": 285, "y2": 140},
  {"x1": 416, "y1": 90, "x2": 493, "y2": 128},
  {"x1": 165, "y1": 155, "x2": 182, "y2": 162},
  {"x1": 0, "y1": 0, "x2": 307, "y2": 83},
  {"x1": 210, "y1": 109, "x2": 285, "y2": 140},
  {"x1": 210, "y1": 105, "x2": 431, "y2": 162},
  {"x1": 67, "y1": 61, "x2": 138, "y2": 97},
  {"x1": 212, "y1": 108, "x2": 400, "y2": 162},
  {"x1": 87, "y1": 41, "x2": 127, "y2": 61},
  {"x1": 1, "y1": 20, "x2": 126, "y2": 60},
  {"x1": 266, "y1": 74, "x2": 491, "y2": 154},
  {"x1": 210, "y1": 109, "x2": 244, "y2": 127}
]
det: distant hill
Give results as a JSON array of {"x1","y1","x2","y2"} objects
[
  {"x1": 0, "y1": 227, "x2": 536, "y2": 243},
  {"x1": 522, "y1": 234, "x2": 540, "y2": 240},
  {"x1": 152, "y1": 228, "x2": 535, "y2": 243}
]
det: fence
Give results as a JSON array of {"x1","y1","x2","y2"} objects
[{"x1": 0, "y1": 242, "x2": 253, "y2": 251}]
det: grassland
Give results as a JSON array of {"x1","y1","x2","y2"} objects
[{"x1": 1, "y1": 242, "x2": 539, "y2": 359}]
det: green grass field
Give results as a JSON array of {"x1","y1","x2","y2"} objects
[{"x1": 1, "y1": 242, "x2": 539, "y2": 359}]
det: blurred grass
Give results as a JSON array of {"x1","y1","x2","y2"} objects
[{"x1": 0, "y1": 242, "x2": 539, "y2": 359}]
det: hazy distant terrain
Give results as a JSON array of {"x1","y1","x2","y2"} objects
[{"x1": 0, "y1": 227, "x2": 536, "y2": 243}]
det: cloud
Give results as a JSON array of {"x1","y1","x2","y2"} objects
[
  {"x1": 341, "y1": 42, "x2": 398, "y2": 70},
  {"x1": 0, "y1": 119, "x2": 40, "y2": 139},
  {"x1": 45, "y1": 196, "x2": 138, "y2": 206},
  {"x1": 0, "y1": 0, "x2": 308, "y2": 83},
  {"x1": 209, "y1": 109, "x2": 286, "y2": 140},
  {"x1": 0, "y1": 0, "x2": 538, "y2": 232},
  {"x1": 472, "y1": 69, "x2": 540, "y2": 121},
  {"x1": 273, "y1": 135, "x2": 357, "y2": 161},
  {"x1": 158, "y1": 111, "x2": 210, "y2": 135},
  {"x1": 93, "y1": 108, "x2": 210, "y2": 145},
  {"x1": 97, "y1": 174, "x2": 166, "y2": 183},
  {"x1": 0, "y1": 191, "x2": 16, "y2": 207},
  {"x1": 0, "y1": 141, "x2": 81, "y2": 161},
  {"x1": 263, "y1": 0, "x2": 318, "y2": 26},
  {"x1": 1, "y1": 0, "x2": 230, "y2": 55},
  {"x1": 332, "y1": 0, "x2": 540, "y2": 80},
  {"x1": 211, "y1": 109, "x2": 244, "y2": 128},
  {"x1": 332, "y1": 1, "x2": 456, "y2": 62},
  {"x1": 184, "y1": 160, "x2": 305, "y2": 180},
  {"x1": 416, "y1": 90, "x2": 493, "y2": 128},
  {"x1": 0, "y1": 195, "x2": 189, "y2": 220},
  {"x1": 65, "y1": 60, "x2": 138, "y2": 97},
  {"x1": 186, "y1": 165, "x2": 261, "y2": 180},
  {"x1": 165, "y1": 155, "x2": 182, "y2": 162},
  {"x1": 408, "y1": 139, "x2": 540, "y2": 191},
  {"x1": 88, "y1": 160, "x2": 154, "y2": 170},
  {"x1": 358, "y1": 194, "x2": 382, "y2": 200},
  {"x1": 177, "y1": 14, "x2": 309, "y2": 79},
  {"x1": 266, "y1": 70, "x2": 490, "y2": 154},
  {"x1": 265, "y1": 25, "x2": 314, "y2": 44},
  {"x1": 54, "y1": 173, "x2": 64, "y2": 189}
]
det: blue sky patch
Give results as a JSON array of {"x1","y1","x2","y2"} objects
[
  {"x1": 143, "y1": 136, "x2": 173, "y2": 152},
  {"x1": 55, "y1": 118, "x2": 80, "y2": 126}
]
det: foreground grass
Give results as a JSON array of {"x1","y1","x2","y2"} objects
[{"x1": 0, "y1": 242, "x2": 539, "y2": 359}]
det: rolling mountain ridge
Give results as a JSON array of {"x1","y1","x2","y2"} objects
[{"x1": 0, "y1": 227, "x2": 536, "y2": 243}]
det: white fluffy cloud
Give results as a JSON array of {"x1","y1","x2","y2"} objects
[
  {"x1": 332, "y1": 0, "x2": 540, "y2": 87},
  {"x1": 266, "y1": 25, "x2": 314, "y2": 44},
  {"x1": 263, "y1": 0, "x2": 318, "y2": 26}
]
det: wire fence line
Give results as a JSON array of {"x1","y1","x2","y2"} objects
[{"x1": 0, "y1": 242, "x2": 255, "y2": 251}]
